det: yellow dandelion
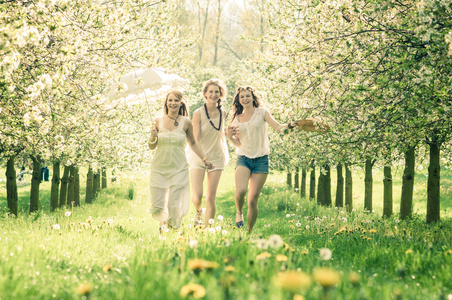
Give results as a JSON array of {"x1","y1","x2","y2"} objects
[
  {"x1": 313, "y1": 267, "x2": 341, "y2": 288},
  {"x1": 86, "y1": 218, "x2": 93, "y2": 224},
  {"x1": 444, "y1": 250, "x2": 452, "y2": 256},
  {"x1": 300, "y1": 250, "x2": 309, "y2": 255},
  {"x1": 339, "y1": 227, "x2": 347, "y2": 232},
  {"x1": 76, "y1": 283, "x2": 93, "y2": 295},
  {"x1": 293, "y1": 295, "x2": 305, "y2": 300},
  {"x1": 334, "y1": 231, "x2": 340, "y2": 235},
  {"x1": 256, "y1": 252, "x2": 272, "y2": 260},
  {"x1": 224, "y1": 266, "x2": 235, "y2": 272},
  {"x1": 187, "y1": 259, "x2": 219, "y2": 271},
  {"x1": 405, "y1": 249, "x2": 414, "y2": 254},
  {"x1": 348, "y1": 271, "x2": 360, "y2": 286},
  {"x1": 223, "y1": 258, "x2": 229, "y2": 263},
  {"x1": 180, "y1": 283, "x2": 206, "y2": 299},
  {"x1": 276, "y1": 254, "x2": 288, "y2": 262},
  {"x1": 367, "y1": 237, "x2": 372, "y2": 240},
  {"x1": 102, "y1": 264, "x2": 112, "y2": 272},
  {"x1": 177, "y1": 236, "x2": 185, "y2": 242},
  {"x1": 369, "y1": 229, "x2": 377, "y2": 233},
  {"x1": 274, "y1": 270, "x2": 312, "y2": 292}
]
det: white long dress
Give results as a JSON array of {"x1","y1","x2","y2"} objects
[
  {"x1": 149, "y1": 116, "x2": 189, "y2": 228},
  {"x1": 186, "y1": 106, "x2": 229, "y2": 171}
]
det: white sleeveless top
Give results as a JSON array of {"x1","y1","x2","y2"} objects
[
  {"x1": 150, "y1": 116, "x2": 189, "y2": 186},
  {"x1": 231, "y1": 107, "x2": 269, "y2": 158},
  {"x1": 186, "y1": 106, "x2": 229, "y2": 168}
]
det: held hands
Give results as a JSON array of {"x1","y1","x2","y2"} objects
[
  {"x1": 226, "y1": 125, "x2": 239, "y2": 138},
  {"x1": 202, "y1": 157, "x2": 214, "y2": 170}
]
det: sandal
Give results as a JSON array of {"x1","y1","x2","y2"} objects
[
  {"x1": 194, "y1": 209, "x2": 203, "y2": 227},
  {"x1": 235, "y1": 213, "x2": 244, "y2": 228}
]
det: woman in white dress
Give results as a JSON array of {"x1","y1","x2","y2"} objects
[
  {"x1": 226, "y1": 86, "x2": 328, "y2": 233},
  {"x1": 148, "y1": 91, "x2": 213, "y2": 230},
  {"x1": 186, "y1": 79, "x2": 229, "y2": 227}
]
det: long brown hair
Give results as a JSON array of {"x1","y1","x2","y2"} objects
[
  {"x1": 202, "y1": 78, "x2": 227, "y2": 109},
  {"x1": 231, "y1": 86, "x2": 262, "y2": 122},
  {"x1": 164, "y1": 90, "x2": 189, "y2": 116}
]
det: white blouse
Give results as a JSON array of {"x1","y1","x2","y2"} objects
[{"x1": 231, "y1": 107, "x2": 269, "y2": 158}]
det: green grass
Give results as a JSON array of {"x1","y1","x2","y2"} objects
[{"x1": 0, "y1": 165, "x2": 451, "y2": 299}]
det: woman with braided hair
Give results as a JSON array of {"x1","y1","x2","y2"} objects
[{"x1": 186, "y1": 79, "x2": 229, "y2": 227}]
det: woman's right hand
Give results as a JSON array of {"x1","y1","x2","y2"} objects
[
  {"x1": 150, "y1": 121, "x2": 158, "y2": 141},
  {"x1": 227, "y1": 125, "x2": 239, "y2": 138}
]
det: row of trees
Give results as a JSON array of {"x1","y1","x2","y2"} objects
[
  {"x1": 241, "y1": 0, "x2": 452, "y2": 223},
  {"x1": 1, "y1": 0, "x2": 189, "y2": 215}
]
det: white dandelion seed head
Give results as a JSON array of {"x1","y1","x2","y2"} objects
[
  {"x1": 319, "y1": 248, "x2": 332, "y2": 260},
  {"x1": 305, "y1": 225, "x2": 310, "y2": 229},
  {"x1": 65, "y1": 211, "x2": 71, "y2": 217},
  {"x1": 108, "y1": 219, "x2": 113, "y2": 224},
  {"x1": 208, "y1": 218, "x2": 214, "y2": 224},
  {"x1": 268, "y1": 235, "x2": 284, "y2": 249},
  {"x1": 217, "y1": 215, "x2": 224, "y2": 221},
  {"x1": 189, "y1": 239, "x2": 198, "y2": 248},
  {"x1": 51, "y1": 224, "x2": 60, "y2": 230},
  {"x1": 216, "y1": 226, "x2": 221, "y2": 232},
  {"x1": 286, "y1": 214, "x2": 291, "y2": 218},
  {"x1": 221, "y1": 230, "x2": 228, "y2": 235},
  {"x1": 209, "y1": 228, "x2": 216, "y2": 234},
  {"x1": 296, "y1": 222, "x2": 301, "y2": 227},
  {"x1": 256, "y1": 239, "x2": 269, "y2": 250}
]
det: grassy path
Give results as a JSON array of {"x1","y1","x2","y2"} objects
[{"x1": 0, "y1": 167, "x2": 451, "y2": 299}]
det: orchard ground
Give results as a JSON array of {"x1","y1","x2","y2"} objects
[{"x1": 0, "y1": 164, "x2": 451, "y2": 299}]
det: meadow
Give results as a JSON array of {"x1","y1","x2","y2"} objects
[{"x1": 0, "y1": 164, "x2": 451, "y2": 300}]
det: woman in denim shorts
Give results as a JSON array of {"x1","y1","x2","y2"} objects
[{"x1": 225, "y1": 86, "x2": 299, "y2": 233}]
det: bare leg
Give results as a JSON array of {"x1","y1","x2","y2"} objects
[
  {"x1": 190, "y1": 168, "x2": 205, "y2": 225},
  {"x1": 234, "y1": 166, "x2": 251, "y2": 226},
  {"x1": 247, "y1": 173, "x2": 268, "y2": 233},
  {"x1": 204, "y1": 170, "x2": 222, "y2": 225}
]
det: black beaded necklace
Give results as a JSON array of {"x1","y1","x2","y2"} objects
[{"x1": 204, "y1": 104, "x2": 221, "y2": 131}]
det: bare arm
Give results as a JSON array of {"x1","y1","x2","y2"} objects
[
  {"x1": 147, "y1": 117, "x2": 159, "y2": 150},
  {"x1": 192, "y1": 109, "x2": 201, "y2": 142},
  {"x1": 185, "y1": 118, "x2": 213, "y2": 169},
  {"x1": 264, "y1": 109, "x2": 290, "y2": 132},
  {"x1": 226, "y1": 124, "x2": 241, "y2": 148}
]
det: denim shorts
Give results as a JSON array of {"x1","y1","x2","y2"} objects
[{"x1": 236, "y1": 155, "x2": 269, "y2": 174}]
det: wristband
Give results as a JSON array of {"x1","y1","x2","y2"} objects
[
  {"x1": 287, "y1": 122, "x2": 295, "y2": 129},
  {"x1": 149, "y1": 137, "x2": 158, "y2": 145}
]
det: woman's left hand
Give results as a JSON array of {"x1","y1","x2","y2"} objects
[{"x1": 204, "y1": 160, "x2": 214, "y2": 170}]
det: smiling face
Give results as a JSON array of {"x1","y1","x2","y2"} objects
[
  {"x1": 204, "y1": 84, "x2": 221, "y2": 106},
  {"x1": 166, "y1": 93, "x2": 182, "y2": 113},
  {"x1": 238, "y1": 90, "x2": 253, "y2": 108}
]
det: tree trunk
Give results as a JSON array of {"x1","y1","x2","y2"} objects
[
  {"x1": 309, "y1": 166, "x2": 316, "y2": 200},
  {"x1": 364, "y1": 159, "x2": 373, "y2": 212},
  {"x1": 427, "y1": 142, "x2": 441, "y2": 223},
  {"x1": 335, "y1": 164, "x2": 344, "y2": 207},
  {"x1": 317, "y1": 171, "x2": 325, "y2": 205},
  {"x1": 324, "y1": 165, "x2": 332, "y2": 206},
  {"x1": 86, "y1": 166, "x2": 94, "y2": 204},
  {"x1": 111, "y1": 168, "x2": 116, "y2": 182},
  {"x1": 102, "y1": 167, "x2": 107, "y2": 189},
  {"x1": 93, "y1": 171, "x2": 99, "y2": 199},
  {"x1": 50, "y1": 160, "x2": 60, "y2": 212},
  {"x1": 287, "y1": 172, "x2": 292, "y2": 188},
  {"x1": 59, "y1": 165, "x2": 70, "y2": 208},
  {"x1": 300, "y1": 168, "x2": 307, "y2": 198},
  {"x1": 400, "y1": 147, "x2": 415, "y2": 220},
  {"x1": 345, "y1": 163, "x2": 353, "y2": 212},
  {"x1": 29, "y1": 155, "x2": 41, "y2": 213},
  {"x1": 383, "y1": 166, "x2": 393, "y2": 218},
  {"x1": 67, "y1": 166, "x2": 75, "y2": 206},
  {"x1": 213, "y1": 0, "x2": 222, "y2": 66},
  {"x1": 294, "y1": 167, "x2": 299, "y2": 191},
  {"x1": 6, "y1": 156, "x2": 18, "y2": 216},
  {"x1": 74, "y1": 167, "x2": 80, "y2": 206}
]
